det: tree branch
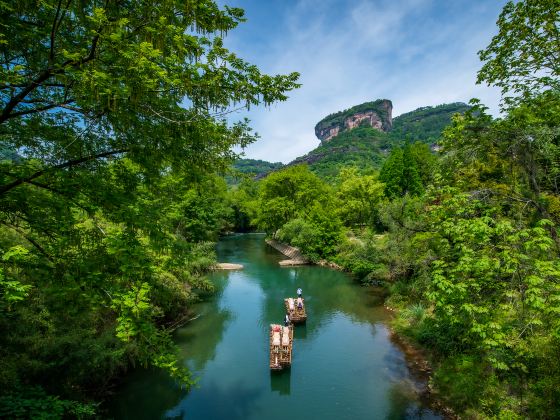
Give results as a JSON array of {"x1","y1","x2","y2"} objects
[
  {"x1": 0, "y1": 70, "x2": 53, "y2": 123},
  {"x1": 50, "y1": 0, "x2": 64, "y2": 63},
  {"x1": 0, "y1": 221, "x2": 53, "y2": 262},
  {"x1": 6, "y1": 99, "x2": 76, "y2": 119},
  {"x1": 0, "y1": 148, "x2": 128, "y2": 195},
  {"x1": 0, "y1": 29, "x2": 99, "y2": 124}
]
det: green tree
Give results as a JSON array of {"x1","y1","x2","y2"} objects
[
  {"x1": 402, "y1": 144, "x2": 423, "y2": 196},
  {"x1": 379, "y1": 147, "x2": 404, "y2": 198},
  {"x1": 254, "y1": 165, "x2": 330, "y2": 232},
  {"x1": 335, "y1": 167, "x2": 385, "y2": 228},
  {"x1": 477, "y1": 0, "x2": 560, "y2": 108},
  {"x1": 380, "y1": 146, "x2": 424, "y2": 198}
]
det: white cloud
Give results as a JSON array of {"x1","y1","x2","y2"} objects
[{"x1": 225, "y1": 0, "x2": 506, "y2": 163}]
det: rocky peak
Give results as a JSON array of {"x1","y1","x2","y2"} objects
[{"x1": 314, "y1": 99, "x2": 393, "y2": 143}]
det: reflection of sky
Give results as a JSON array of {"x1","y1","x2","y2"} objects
[{"x1": 215, "y1": 0, "x2": 507, "y2": 163}]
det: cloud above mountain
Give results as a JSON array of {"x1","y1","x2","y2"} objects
[{"x1": 221, "y1": 0, "x2": 507, "y2": 163}]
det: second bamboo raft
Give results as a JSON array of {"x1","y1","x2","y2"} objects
[{"x1": 285, "y1": 297, "x2": 307, "y2": 323}]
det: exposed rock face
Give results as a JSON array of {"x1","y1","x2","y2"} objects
[
  {"x1": 315, "y1": 99, "x2": 393, "y2": 143},
  {"x1": 321, "y1": 126, "x2": 340, "y2": 141},
  {"x1": 344, "y1": 111, "x2": 385, "y2": 131}
]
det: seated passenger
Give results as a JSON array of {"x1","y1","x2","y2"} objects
[
  {"x1": 282, "y1": 326, "x2": 290, "y2": 347},
  {"x1": 287, "y1": 298, "x2": 295, "y2": 311},
  {"x1": 297, "y1": 297, "x2": 303, "y2": 309},
  {"x1": 272, "y1": 324, "x2": 281, "y2": 350}
]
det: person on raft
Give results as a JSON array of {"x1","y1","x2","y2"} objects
[
  {"x1": 297, "y1": 287, "x2": 302, "y2": 298},
  {"x1": 297, "y1": 296, "x2": 303, "y2": 309},
  {"x1": 284, "y1": 313, "x2": 290, "y2": 326}
]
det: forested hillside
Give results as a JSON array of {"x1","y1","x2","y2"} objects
[
  {"x1": 229, "y1": 1, "x2": 560, "y2": 417},
  {"x1": 227, "y1": 159, "x2": 284, "y2": 185},
  {"x1": 390, "y1": 102, "x2": 471, "y2": 145},
  {"x1": 288, "y1": 102, "x2": 469, "y2": 180}
]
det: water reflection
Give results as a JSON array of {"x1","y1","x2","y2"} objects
[
  {"x1": 174, "y1": 272, "x2": 233, "y2": 371},
  {"x1": 106, "y1": 369, "x2": 186, "y2": 419}
]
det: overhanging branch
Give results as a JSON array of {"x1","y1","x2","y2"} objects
[{"x1": 0, "y1": 148, "x2": 128, "y2": 195}]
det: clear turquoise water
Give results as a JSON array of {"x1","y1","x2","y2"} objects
[{"x1": 107, "y1": 233, "x2": 441, "y2": 419}]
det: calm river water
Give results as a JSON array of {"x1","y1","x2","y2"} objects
[{"x1": 107, "y1": 233, "x2": 441, "y2": 419}]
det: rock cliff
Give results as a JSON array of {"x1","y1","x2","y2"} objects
[{"x1": 314, "y1": 99, "x2": 393, "y2": 142}]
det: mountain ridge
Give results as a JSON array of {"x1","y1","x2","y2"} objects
[{"x1": 235, "y1": 101, "x2": 470, "y2": 180}]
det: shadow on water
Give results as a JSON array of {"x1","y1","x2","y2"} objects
[
  {"x1": 105, "y1": 369, "x2": 187, "y2": 420},
  {"x1": 293, "y1": 323, "x2": 307, "y2": 339},
  {"x1": 165, "y1": 379, "x2": 264, "y2": 420},
  {"x1": 173, "y1": 276, "x2": 233, "y2": 371},
  {"x1": 386, "y1": 381, "x2": 441, "y2": 420},
  {"x1": 270, "y1": 370, "x2": 291, "y2": 396}
]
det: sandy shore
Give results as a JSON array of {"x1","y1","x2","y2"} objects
[{"x1": 215, "y1": 263, "x2": 244, "y2": 270}]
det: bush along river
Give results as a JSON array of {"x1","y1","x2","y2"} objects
[{"x1": 107, "y1": 233, "x2": 442, "y2": 419}]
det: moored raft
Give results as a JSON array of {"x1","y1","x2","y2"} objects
[
  {"x1": 269, "y1": 324, "x2": 293, "y2": 370},
  {"x1": 285, "y1": 297, "x2": 307, "y2": 323}
]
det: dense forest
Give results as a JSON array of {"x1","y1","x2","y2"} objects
[
  {"x1": 0, "y1": 1, "x2": 299, "y2": 417},
  {"x1": 1, "y1": 0, "x2": 559, "y2": 418},
  {"x1": 390, "y1": 102, "x2": 471, "y2": 145},
  {"x1": 227, "y1": 159, "x2": 284, "y2": 185}
]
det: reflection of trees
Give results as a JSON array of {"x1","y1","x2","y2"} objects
[
  {"x1": 105, "y1": 369, "x2": 186, "y2": 419},
  {"x1": 174, "y1": 271, "x2": 232, "y2": 371},
  {"x1": 106, "y1": 272, "x2": 233, "y2": 418}
]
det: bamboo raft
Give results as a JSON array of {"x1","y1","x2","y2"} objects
[
  {"x1": 285, "y1": 297, "x2": 307, "y2": 323},
  {"x1": 269, "y1": 324, "x2": 293, "y2": 370}
]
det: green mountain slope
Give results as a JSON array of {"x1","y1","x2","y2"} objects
[
  {"x1": 291, "y1": 127, "x2": 391, "y2": 179},
  {"x1": 233, "y1": 158, "x2": 284, "y2": 175},
  {"x1": 227, "y1": 158, "x2": 284, "y2": 184},
  {"x1": 391, "y1": 102, "x2": 471, "y2": 144},
  {"x1": 240, "y1": 102, "x2": 470, "y2": 181},
  {"x1": 291, "y1": 102, "x2": 470, "y2": 179}
]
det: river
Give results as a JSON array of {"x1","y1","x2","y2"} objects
[{"x1": 107, "y1": 233, "x2": 441, "y2": 419}]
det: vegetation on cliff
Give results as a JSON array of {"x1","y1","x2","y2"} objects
[
  {"x1": 314, "y1": 99, "x2": 393, "y2": 139},
  {"x1": 291, "y1": 127, "x2": 389, "y2": 179},
  {"x1": 390, "y1": 102, "x2": 471, "y2": 145}
]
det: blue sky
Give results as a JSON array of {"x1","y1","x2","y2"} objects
[{"x1": 220, "y1": 0, "x2": 508, "y2": 163}]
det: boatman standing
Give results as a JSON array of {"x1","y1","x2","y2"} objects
[
  {"x1": 297, "y1": 287, "x2": 302, "y2": 298},
  {"x1": 284, "y1": 313, "x2": 290, "y2": 326}
]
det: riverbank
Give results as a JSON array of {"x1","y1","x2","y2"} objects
[
  {"x1": 389, "y1": 330, "x2": 456, "y2": 419},
  {"x1": 265, "y1": 238, "x2": 308, "y2": 265}
]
